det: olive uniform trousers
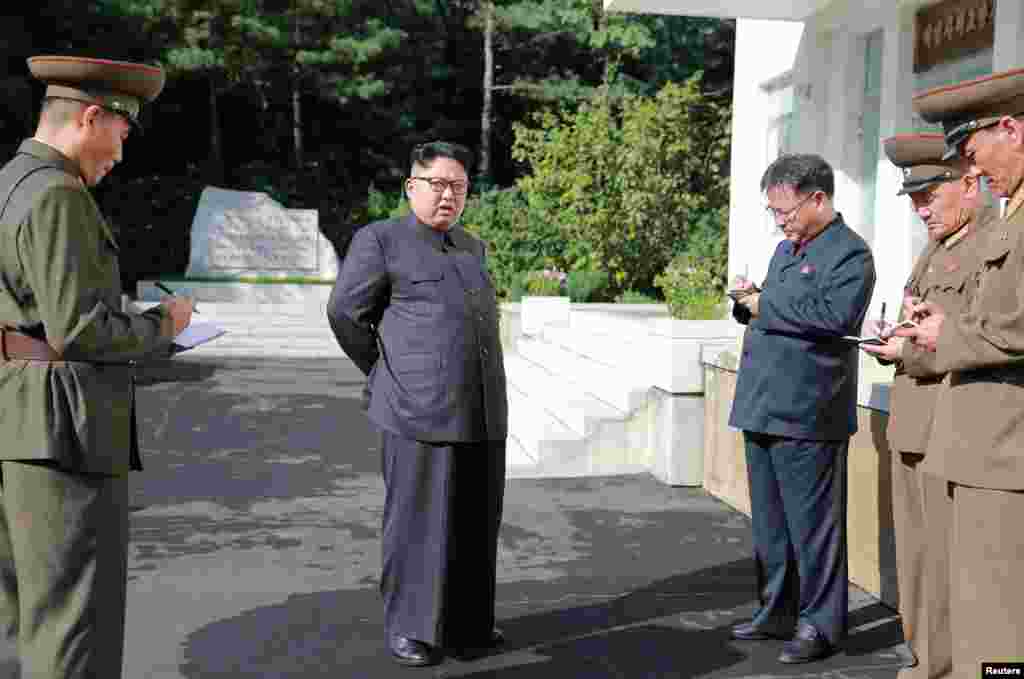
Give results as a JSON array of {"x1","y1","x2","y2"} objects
[{"x1": 0, "y1": 461, "x2": 129, "y2": 679}]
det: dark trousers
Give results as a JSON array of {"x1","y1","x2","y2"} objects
[
  {"x1": 0, "y1": 461, "x2": 130, "y2": 679},
  {"x1": 379, "y1": 430, "x2": 506, "y2": 648},
  {"x1": 743, "y1": 432, "x2": 848, "y2": 646}
]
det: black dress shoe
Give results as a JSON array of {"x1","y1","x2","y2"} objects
[
  {"x1": 449, "y1": 628, "x2": 505, "y2": 660},
  {"x1": 778, "y1": 621, "x2": 833, "y2": 664},
  {"x1": 730, "y1": 621, "x2": 785, "y2": 641},
  {"x1": 389, "y1": 635, "x2": 440, "y2": 667}
]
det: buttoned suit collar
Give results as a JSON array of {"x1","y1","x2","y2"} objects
[{"x1": 405, "y1": 211, "x2": 472, "y2": 253}]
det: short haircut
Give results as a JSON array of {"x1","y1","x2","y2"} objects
[
  {"x1": 39, "y1": 97, "x2": 87, "y2": 127},
  {"x1": 410, "y1": 141, "x2": 474, "y2": 175},
  {"x1": 760, "y1": 153, "x2": 835, "y2": 198}
]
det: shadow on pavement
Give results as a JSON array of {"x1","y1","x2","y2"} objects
[{"x1": 135, "y1": 358, "x2": 220, "y2": 385}]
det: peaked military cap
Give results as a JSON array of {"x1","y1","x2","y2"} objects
[
  {"x1": 27, "y1": 55, "x2": 166, "y2": 130},
  {"x1": 913, "y1": 67, "x2": 1024, "y2": 160},
  {"x1": 883, "y1": 133, "x2": 964, "y2": 195}
]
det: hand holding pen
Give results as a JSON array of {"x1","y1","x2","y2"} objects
[
  {"x1": 155, "y1": 282, "x2": 199, "y2": 314},
  {"x1": 154, "y1": 282, "x2": 197, "y2": 335}
]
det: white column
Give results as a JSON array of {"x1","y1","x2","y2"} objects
[
  {"x1": 870, "y1": 3, "x2": 918, "y2": 320},
  {"x1": 726, "y1": 19, "x2": 804, "y2": 285},
  {"x1": 822, "y1": 30, "x2": 867, "y2": 229},
  {"x1": 994, "y1": 0, "x2": 1024, "y2": 71}
]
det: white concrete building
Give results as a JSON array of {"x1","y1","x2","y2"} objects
[{"x1": 605, "y1": 0, "x2": 1017, "y2": 404}]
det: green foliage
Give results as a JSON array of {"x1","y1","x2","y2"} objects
[
  {"x1": 513, "y1": 74, "x2": 731, "y2": 294},
  {"x1": 655, "y1": 252, "x2": 728, "y2": 320},
  {"x1": 615, "y1": 289, "x2": 660, "y2": 304},
  {"x1": 523, "y1": 269, "x2": 567, "y2": 296},
  {"x1": 460, "y1": 188, "x2": 566, "y2": 298},
  {"x1": 364, "y1": 188, "x2": 409, "y2": 222},
  {"x1": 566, "y1": 270, "x2": 610, "y2": 302}
]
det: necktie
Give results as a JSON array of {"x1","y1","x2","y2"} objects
[{"x1": 442, "y1": 231, "x2": 455, "y2": 252}]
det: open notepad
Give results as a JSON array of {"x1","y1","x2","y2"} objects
[
  {"x1": 841, "y1": 320, "x2": 917, "y2": 346},
  {"x1": 171, "y1": 321, "x2": 227, "y2": 354}
]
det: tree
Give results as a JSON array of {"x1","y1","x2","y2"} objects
[{"x1": 513, "y1": 74, "x2": 731, "y2": 292}]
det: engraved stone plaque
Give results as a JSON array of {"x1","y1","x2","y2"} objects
[{"x1": 187, "y1": 187, "x2": 337, "y2": 279}]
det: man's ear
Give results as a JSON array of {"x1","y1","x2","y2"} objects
[
  {"x1": 962, "y1": 173, "x2": 980, "y2": 200},
  {"x1": 998, "y1": 116, "x2": 1024, "y2": 147},
  {"x1": 80, "y1": 104, "x2": 103, "y2": 129}
]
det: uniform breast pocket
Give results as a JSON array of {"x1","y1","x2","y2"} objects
[{"x1": 402, "y1": 269, "x2": 445, "y2": 305}]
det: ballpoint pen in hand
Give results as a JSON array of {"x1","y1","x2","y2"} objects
[{"x1": 155, "y1": 282, "x2": 199, "y2": 314}]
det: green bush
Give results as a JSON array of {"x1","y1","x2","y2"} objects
[
  {"x1": 566, "y1": 270, "x2": 611, "y2": 302},
  {"x1": 655, "y1": 252, "x2": 728, "y2": 320},
  {"x1": 523, "y1": 269, "x2": 567, "y2": 296},
  {"x1": 460, "y1": 188, "x2": 566, "y2": 298},
  {"x1": 512, "y1": 74, "x2": 731, "y2": 294},
  {"x1": 615, "y1": 289, "x2": 661, "y2": 304}
]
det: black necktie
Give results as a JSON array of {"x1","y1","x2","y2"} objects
[{"x1": 441, "y1": 231, "x2": 455, "y2": 253}]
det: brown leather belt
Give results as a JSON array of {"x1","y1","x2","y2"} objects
[{"x1": 0, "y1": 328, "x2": 60, "y2": 361}]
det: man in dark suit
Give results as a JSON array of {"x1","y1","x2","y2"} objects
[
  {"x1": 728, "y1": 154, "x2": 875, "y2": 663},
  {"x1": 327, "y1": 141, "x2": 507, "y2": 667}
]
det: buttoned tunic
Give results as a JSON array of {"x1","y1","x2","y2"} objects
[
  {"x1": 729, "y1": 214, "x2": 876, "y2": 441},
  {"x1": 0, "y1": 139, "x2": 172, "y2": 474},
  {"x1": 327, "y1": 213, "x2": 507, "y2": 442},
  {"x1": 926, "y1": 185, "x2": 1024, "y2": 489},
  {"x1": 887, "y1": 207, "x2": 996, "y2": 454}
]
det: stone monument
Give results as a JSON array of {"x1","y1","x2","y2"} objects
[
  {"x1": 186, "y1": 187, "x2": 338, "y2": 280},
  {"x1": 138, "y1": 186, "x2": 338, "y2": 304}
]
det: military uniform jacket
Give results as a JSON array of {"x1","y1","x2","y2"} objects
[
  {"x1": 327, "y1": 213, "x2": 508, "y2": 442},
  {"x1": 729, "y1": 214, "x2": 876, "y2": 441},
  {"x1": 0, "y1": 140, "x2": 173, "y2": 475},
  {"x1": 886, "y1": 207, "x2": 995, "y2": 455},
  {"x1": 925, "y1": 187, "x2": 1024, "y2": 489}
]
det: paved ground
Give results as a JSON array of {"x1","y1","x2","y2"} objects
[{"x1": 1, "y1": 356, "x2": 910, "y2": 678}]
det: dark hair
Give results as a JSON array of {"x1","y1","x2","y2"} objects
[
  {"x1": 760, "y1": 153, "x2": 835, "y2": 198},
  {"x1": 410, "y1": 141, "x2": 474, "y2": 174}
]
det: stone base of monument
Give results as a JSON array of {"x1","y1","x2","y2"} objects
[{"x1": 137, "y1": 279, "x2": 333, "y2": 305}]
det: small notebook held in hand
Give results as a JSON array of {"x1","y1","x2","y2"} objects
[
  {"x1": 171, "y1": 321, "x2": 227, "y2": 354},
  {"x1": 841, "y1": 320, "x2": 917, "y2": 346}
]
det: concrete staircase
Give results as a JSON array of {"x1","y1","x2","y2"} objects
[{"x1": 504, "y1": 307, "x2": 668, "y2": 479}]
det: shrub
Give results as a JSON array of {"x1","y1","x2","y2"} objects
[
  {"x1": 566, "y1": 270, "x2": 611, "y2": 302},
  {"x1": 512, "y1": 74, "x2": 731, "y2": 294},
  {"x1": 460, "y1": 188, "x2": 566, "y2": 298},
  {"x1": 615, "y1": 289, "x2": 660, "y2": 304},
  {"x1": 655, "y1": 252, "x2": 728, "y2": 320},
  {"x1": 523, "y1": 269, "x2": 567, "y2": 296}
]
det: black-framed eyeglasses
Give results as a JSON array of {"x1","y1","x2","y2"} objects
[
  {"x1": 764, "y1": 192, "x2": 816, "y2": 221},
  {"x1": 410, "y1": 177, "x2": 469, "y2": 195}
]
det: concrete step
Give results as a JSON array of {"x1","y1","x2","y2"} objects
[
  {"x1": 516, "y1": 336, "x2": 649, "y2": 414},
  {"x1": 503, "y1": 354, "x2": 624, "y2": 437},
  {"x1": 507, "y1": 380, "x2": 586, "y2": 463}
]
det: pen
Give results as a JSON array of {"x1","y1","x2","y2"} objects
[
  {"x1": 155, "y1": 282, "x2": 199, "y2": 314},
  {"x1": 880, "y1": 302, "x2": 886, "y2": 325}
]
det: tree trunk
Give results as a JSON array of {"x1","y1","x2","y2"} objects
[
  {"x1": 292, "y1": 74, "x2": 304, "y2": 168},
  {"x1": 207, "y1": 72, "x2": 224, "y2": 185},
  {"x1": 479, "y1": 0, "x2": 494, "y2": 184},
  {"x1": 291, "y1": 11, "x2": 304, "y2": 169}
]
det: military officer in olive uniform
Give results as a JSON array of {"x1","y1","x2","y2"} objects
[
  {"x1": 327, "y1": 141, "x2": 507, "y2": 668},
  {"x1": 895, "y1": 68, "x2": 1024, "y2": 674},
  {"x1": 0, "y1": 56, "x2": 193, "y2": 678},
  {"x1": 862, "y1": 133, "x2": 996, "y2": 679}
]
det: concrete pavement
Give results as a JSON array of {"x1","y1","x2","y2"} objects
[{"x1": 0, "y1": 355, "x2": 909, "y2": 678}]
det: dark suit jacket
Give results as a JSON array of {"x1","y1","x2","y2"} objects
[
  {"x1": 327, "y1": 213, "x2": 507, "y2": 442},
  {"x1": 728, "y1": 214, "x2": 875, "y2": 441}
]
